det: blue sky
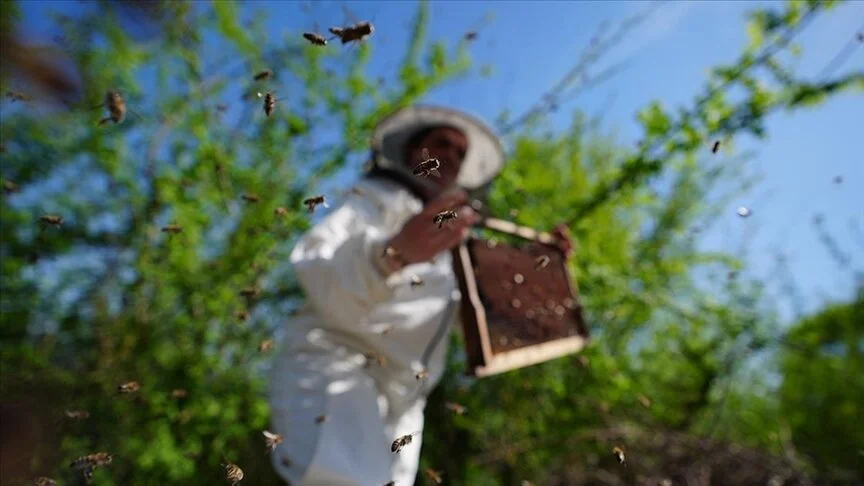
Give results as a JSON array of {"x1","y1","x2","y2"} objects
[{"x1": 13, "y1": 0, "x2": 863, "y2": 323}]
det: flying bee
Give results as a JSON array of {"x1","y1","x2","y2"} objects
[
  {"x1": 280, "y1": 456, "x2": 293, "y2": 467},
  {"x1": 253, "y1": 69, "x2": 273, "y2": 81},
  {"x1": 711, "y1": 140, "x2": 720, "y2": 153},
  {"x1": 39, "y1": 215, "x2": 63, "y2": 226},
  {"x1": 258, "y1": 339, "x2": 274, "y2": 353},
  {"x1": 257, "y1": 91, "x2": 279, "y2": 117},
  {"x1": 612, "y1": 446, "x2": 626, "y2": 465},
  {"x1": 736, "y1": 206, "x2": 752, "y2": 218},
  {"x1": 97, "y1": 90, "x2": 134, "y2": 126},
  {"x1": 415, "y1": 369, "x2": 429, "y2": 381},
  {"x1": 171, "y1": 389, "x2": 188, "y2": 399},
  {"x1": 444, "y1": 402, "x2": 467, "y2": 415},
  {"x1": 410, "y1": 275, "x2": 424, "y2": 287},
  {"x1": 65, "y1": 410, "x2": 90, "y2": 421},
  {"x1": 391, "y1": 431, "x2": 421, "y2": 454},
  {"x1": 464, "y1": 31, "x2": 478, "y2": 41},
  {"x1": 70, "y1": 452, "x2": 113, "y2": 470},
  {"x1": 328, "y1": 21, "x2": 374, "y2": 45},
  {"x1": 118, "y1": 381, "x2": 140, "y2": 393},
  {"x1": 263, "y1": 430, "x2": 284, "y2": 454},
  {"x1": 303, "y1": 32, "x2": 328, "y2": 46},
  {"x1": 33, "y1": 477, "x2": 57, "y2": 486},
  {"x1": 636, "y1": 393, "x2": 652, "y2": 408},
  {"x1": 222, "y1": 460, "x2": 244, "y2": 485},
  {"x1": 413, "y1": 148, "x2": 441, "y2": 178},
  {"x1": 833, "y1": 175, "x2": 843, "y2": 184},
  {"x1": 534, "y1": 255, "x2": 550, "y2": 270},
  {"x1": 242, "y1": 193, "x2": 260, "y2": 203},
  {"x1": 314, "y1": 414, "x2": 328, "y2": 424},
  {"x1": 433, "y1": 210, "x2": 458, "y2": 229},
  {"x1": 303, "y1": 195, "x2": 329, "y2": 213},
  {"x1": 235, "y1": 309, "x2": 250, "y2": 321},
  {"x1": 161, "y1": 224, "x2": 182, "y2": 234},
  {"x1": 363, "y1": 352, "x2": 387, "y2": 368},
  {"x1": 424, "y1": 468, "x2": 444, "y2": 484},
  {"x1": 2, "y1": 180, "x2": 20, "y2": 194},
  {"x1": 239, "y1": 286, "x2": 261, "y2": 299},
  {"x1": 382, "y1": 482, "x2": 395, "y2": 486},
  {"x1": 5, "y1": 90, "x2": 33, "y2": 102},
  {"x1": 274, "y1": 206, "x2": 288, "y2": 217}
]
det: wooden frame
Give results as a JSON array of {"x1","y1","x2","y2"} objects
[{"x1": 453, "y1": 219, "x2": 590, "y2": 377}]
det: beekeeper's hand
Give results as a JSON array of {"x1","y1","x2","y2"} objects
[{"x1": 378, "y1": 190, "x2": 480, "y2": 276}]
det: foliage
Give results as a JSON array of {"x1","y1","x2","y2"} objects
[
  {"x1": 1, "y1": 0, "x2": 471, "y2": 484},
  {"x1": 778, "y1": 288, "x2": 864, "y2": 480},
  {"x1": 0, "y1": 0, "x2": 861, "y2": 485}
]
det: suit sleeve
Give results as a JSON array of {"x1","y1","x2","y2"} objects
[{"x1": 289, "y1": 196, "x2": 399, "y2": 327}]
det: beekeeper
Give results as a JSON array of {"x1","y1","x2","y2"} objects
[{"x1": 268, "y1": 105, "x2": 505, "y2": 485}]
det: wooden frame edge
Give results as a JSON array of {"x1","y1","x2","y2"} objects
[{"x1": 473, "y1": 335, "x2": 589, "y2": 378}]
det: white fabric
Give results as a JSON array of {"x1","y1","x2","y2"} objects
[{"x1": 268, "y1": 177, "x2": 458, "y2": 485}]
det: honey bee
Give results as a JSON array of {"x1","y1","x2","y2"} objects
[
  {"x1": 39, "y1": 215, "x2": 63, "y2": 226},
  {"x1": 235, "y1": 309, "x2": 250, "y2": 321},
  {"x1": 410, "y1": 275, "x2": 424, "y2": 287},
  {"x1": 637, "y1": 393, "x2": 652, "y2": 408},
  {"x1": 444, "y1": 402, "x2": 466, "y2": 415},
  {"x1": 363, "y1": 352, "x2": 387, "y2": 368},
  {"x1": 98, "y1": 90, "x2": 131, "y2": 126},
  {"x1": 857, "y1": 32, "x2": 863, "y2": 42},
  {"x1": 1, "y1": 179, "x2": 18, "y2": 194},
  {"x1": 258, "y1": 339, "x2": 274, "y2": 353},
  {"x1": 612, "y1": 446, "x2": 626, "y2": 465},
  {"x1": 118, "y1": 381, "x2": 140, "y2": 393},
  {"x1": 161, "y1": 224, "x2": 183, "y2": 234},
  {"x1": 253, "y1": 69, "x2": 273, "y2": 81},
  {"x1": 280, "y1": 456, "x2": 293, "y2": 467},
  {"x1": 412, "y1": 148, "x2": 441, "y2": 178},
  {"x1": 274, "y1": 206, "x2": 288, "y2": 217},
  {"x1": 315, "y1": 414, "x2": 328, "y2": 424},
  {"x1": 433, "y1": 210, "x2": 458, "y2": 229},
  {"x1": 303, "y1": 195, "x2": 329, "y2": 213},
  {"x1": 222, "y1": 460, "x2": 244, "y2": 485},
  {"x1": 534, "y1": 255, "x2": 550, "y2": 270},
  {"x1": 464, "y1": 31, "x2": 478, "y2": 41},
  {"x1": 379, "y1": 324, "x2": 394, "y2": 335},
  {"x1": 171, "y1": 389, "x2": 188, "y2": 399},
  {"x1": 303, "y1": 32, "x2": 328, "y2": 46},
  {"x1": 833, "y1": 175, "x2": 843, "y2": 184},
  {"x1": 33, "y1": 477, "x2": 57, "y2": 486},
  {"x1": 328, "y1": 21, "x2": 374, "y2": 45},
  {"x1": 257, "y1": 91, "x2": 278, "y2": 117},
  {"x1": 415, "y1": 369, "x2": 430, "y2": 381},
  {"x1": 736, "y1": 206, "x2": 752, "y2": 218},
  {"x1": 424, "y1": 468, "x2": 444, "y2": 484},
  {"x1": 263, "y1": 430, "x2": 284, "y2": 453},
  {"x1": 70, "y1": 452, "x2": 112, "y2": 472},
  {"x1": 242, "y1": 193, "x2": 260, "y2": 203},
  {"x1": 239, "y1": 286, "x2": 261, "y2": 299},
  {"x1": 711, "y1": 140, "x2": 720, "y2": 153},
  {"x1": 65, "y1": 410, "x2": 90, "y2": 420},
  {"x1": 5, "y1": 90, "x2": 33, "y2": 102},
  {"x1": 391, "y1": 431, "x2": 421, "y2": 454},
  {"x1": 382, "y1": 482, "x2": 395, "y2": 486}
]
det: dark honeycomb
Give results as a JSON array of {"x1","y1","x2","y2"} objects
[{"x1": 467, "y1": 239, "x2": 587, "y2": 355}]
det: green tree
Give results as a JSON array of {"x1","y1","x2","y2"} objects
[
  {"x1": 778, "y1": 288, "x2": 864, "y2": 480},
  {"x1": 1, "y1": 0, "x2": 861, "y2": 485}
]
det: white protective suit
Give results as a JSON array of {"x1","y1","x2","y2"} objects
[{"x1": 268, "y1": 176, "x2": 460, "y2": 486}]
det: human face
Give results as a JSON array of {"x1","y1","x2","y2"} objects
[{"x1": 405, "y1": 126, "x2": 469, "y2": 193}]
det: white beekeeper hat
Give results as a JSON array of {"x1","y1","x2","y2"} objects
[{"x1": 370, "y1": 104, "x2": 505, "y2": 190}]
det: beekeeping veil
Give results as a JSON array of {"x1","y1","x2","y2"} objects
[{"x1": 369, "y1": 105, "x2": 505, "y2": 199}]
